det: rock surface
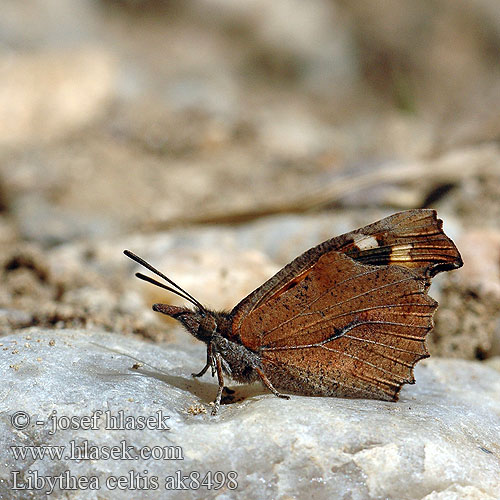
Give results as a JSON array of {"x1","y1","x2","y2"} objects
[{"x1": 0, "y1": 328, "x2": 499, "y2": 499}]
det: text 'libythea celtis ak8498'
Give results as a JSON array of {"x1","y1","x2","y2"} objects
[{"x1": 125, "y1": 209, "x2": 462, "y2": 415}]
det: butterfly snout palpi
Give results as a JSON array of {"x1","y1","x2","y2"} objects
[{"x1": 125, "y1": 209, "x2": 463, "y2": 415}]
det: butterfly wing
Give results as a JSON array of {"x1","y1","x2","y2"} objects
[
  {"x1": 236, "y1": 251, "x2": 436, "y2": 400},
  {"x1": 230, "y1": 209, "x2": 462, "y2": 400}
]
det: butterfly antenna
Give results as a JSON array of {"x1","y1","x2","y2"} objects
[
  {"x1": 134, "y1": 273, "x2": 202, "y2": 309},
  {"x1": 124, "y1": 250, "x2": 205, "y2": 311}
]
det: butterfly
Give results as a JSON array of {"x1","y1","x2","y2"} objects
[{"x1": 125, "y1": 209, "x2": 462, "y2": 414}]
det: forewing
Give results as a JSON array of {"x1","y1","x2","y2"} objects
[
  {"x1": 236, "y1": 251, "x2": 436, "y2": 401},
  {"x1": 231, "y1": 209, "x2": 461, "y2": 337}
]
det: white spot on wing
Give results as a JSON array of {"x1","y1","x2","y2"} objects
[{"x1": 353, "y1": 234, "x2": 379, "y2": 250}]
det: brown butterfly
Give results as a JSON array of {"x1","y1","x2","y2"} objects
[{"x1": 125, "y1": 209, "x2": 462, "y2": 414}]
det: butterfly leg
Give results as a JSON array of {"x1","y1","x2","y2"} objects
[
  {"x1": 255, "y1": 367, "x2": 290, "y2": 400},
  {"x1": 192, "y1": 343, "x2": 214, "y2": 378},
  {"x1": 211, "y1": 352, "x2": 225, "y2": 416}
]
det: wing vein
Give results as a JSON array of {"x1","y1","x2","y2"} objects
[
  {"x1": 263, "y1": 276, "x2": 423, "y2": 343},
  {"x1": 260, "y1": 267, "x2": 383, "y2": 337},
  {"x1": 319, "y1": 345, "x2": 408, "y2": 382}
]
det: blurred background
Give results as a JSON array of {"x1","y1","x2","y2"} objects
[{"x1": 1, "y1": 0, "x2": 500, "y2": 360}]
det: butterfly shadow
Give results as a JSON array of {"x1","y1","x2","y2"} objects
[
  {"x1": 89, "y1": 341, "x2": 268, "y2": 408},
  {"x1": 128, "y1": 364, "x2": 269, "y2": 407}
]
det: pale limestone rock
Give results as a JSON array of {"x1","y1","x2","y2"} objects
[{"x1": 0, "y1": 328, "x2": 499, "y2": 499}]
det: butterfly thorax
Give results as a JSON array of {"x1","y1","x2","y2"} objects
[{"x1": 154, "y1": 303, "x2": 259, "y2": 383}]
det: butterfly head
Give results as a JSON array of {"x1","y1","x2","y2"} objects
[{"x1": 152, "y1": 303, "x2": 217, "y2": 342}]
